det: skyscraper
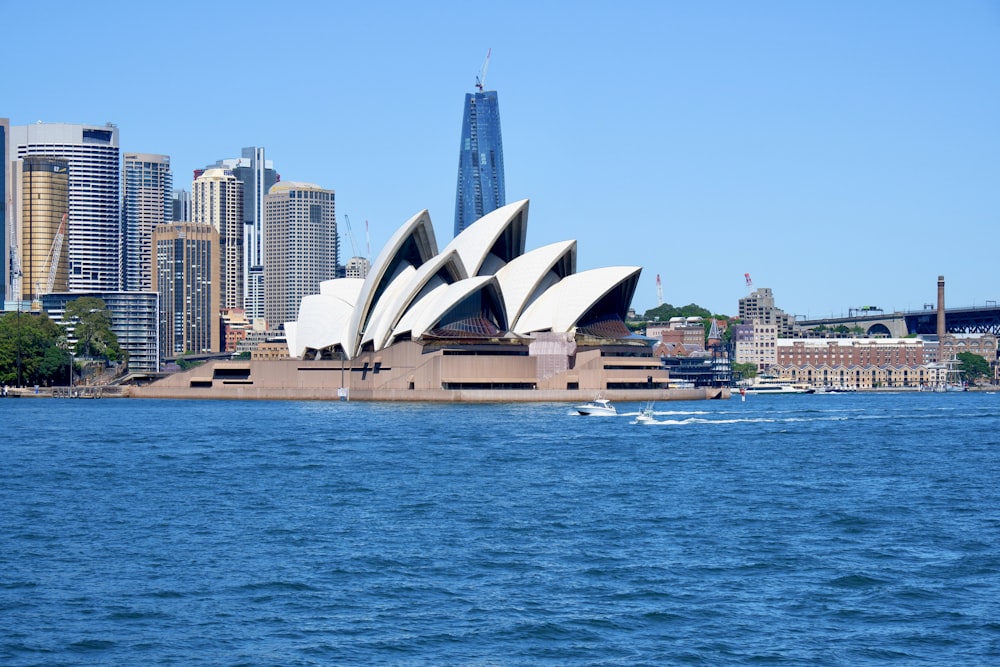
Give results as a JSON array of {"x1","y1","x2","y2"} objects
[
  {"x1": 191, "y1": 168, "x2": 243, "y2": 310},
  {"x1": 1, "y1": 118, "x2": 8, "y2": 307},
  {"x1": 16, "y1": 157, "x2": 69, "y2": 301},
  {"x1": 152, "y1": 222, "x2": 221, "y2": 356},
  {"x1": 11, "y1": 123, "x2": 121, "y2": 292},
  {"x1": 207, "y1": 148, "x2": 278, "y2": 321},
  {"x1": 454, "y1": 58, "x2": 505, "y2": 237},
  {"x1": 122, "y1": 153, "x2": 172, "y2": 292},
  {"x1": 172, "y1": 189, "x2": 191, "y2": 222},
  {"x1": 263, "y1": 182, "x2": 337, "y2": 329}
]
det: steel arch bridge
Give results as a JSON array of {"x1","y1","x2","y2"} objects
[{"x1": 799, "y1": 305, "x2": 1000, "y2": 337}]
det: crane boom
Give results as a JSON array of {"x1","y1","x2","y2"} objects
[
  {"x1": 44, "y1": 213, "x2": 67, "y2": 294},
  {"x1": 343, "y1": 214, "x2": 360, "y2": 257},
  {"x1": 365, "y1": 220, "x2": 371, "y2": 263},
  {"x1": 475, "y1": 48, "x2": 491, "y2": 92}
]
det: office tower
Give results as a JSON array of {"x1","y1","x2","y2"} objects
[
  {"x1": 11, "y1": 123, "x2": 121, "y2": 292},
  {"x1": 1, "y1": 118, "x2": 8, "y2": 307},
  {"x1": 454, "y1": 63, "x2": 505, "y2": 236},
  {"x1": 122, "y1": 153, "x2": 172, "y2": 292},
  {"x1": 263, "y1": 182, "x2": 337, "y2": 329},
  {"x1": 208, "y1": 148, "x2": 278, "y2": 321},
  {"x1": 152, "y1": 222, "x2": 221, "y2": 356},
  {"x1": 245, "y1": 271, "x2": 264, "y2": 324},
  {"x1": 172, "y1": 189, "x2": 190, "y2": 222},
  {"x1": 16, "y1": 157, "x2": 70, "y2": 301},
  {"x1": 191, "y1": 168, "x2": 243, "y2": 310}
]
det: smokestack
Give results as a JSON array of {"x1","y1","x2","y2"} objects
[{"x1": 937, "y1": 275, "x2": 945, "y2": 340}]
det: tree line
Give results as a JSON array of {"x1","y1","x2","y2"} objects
[{"x1": 0, "y1": 297, "x2": 122, "y2": 387}]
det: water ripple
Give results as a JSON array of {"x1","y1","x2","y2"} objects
[{"x1": 2, "y1": 393, "x2": 1000, "y2": 664}]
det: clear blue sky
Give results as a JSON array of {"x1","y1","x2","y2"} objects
[{"x1": 6, "y1": 1, "x2": 999, "y2": 318}]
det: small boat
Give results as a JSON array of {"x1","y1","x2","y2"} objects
[
  {"x1": 574, "y1": 396, "x2": 617, "y2": 416},
  {"x1": 635, "y1": 402, "x2": 656, "y2": 423}
]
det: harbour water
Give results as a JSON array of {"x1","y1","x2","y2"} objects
[{"x1": 2, "y1": 392, "x2": 999, "y2": 665}]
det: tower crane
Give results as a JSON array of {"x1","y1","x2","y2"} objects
[
  {"x1": 8, "y1": 194, "x2": 21, "y2": 299},
  {"x1": 475, "y1": 48, "x2": 491, "y2": 92}
]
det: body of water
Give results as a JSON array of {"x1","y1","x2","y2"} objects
[{"x1": 2, "y1": 392, "x2": 999, "y2": 665}]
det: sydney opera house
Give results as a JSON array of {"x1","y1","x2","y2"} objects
[{"x1": 136, "y1": 200, "x2": 726, "y2": 401}]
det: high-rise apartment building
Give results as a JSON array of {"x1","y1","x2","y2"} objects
[
  {"x1": 11, "y1": 123, "x2": 121, "y2": 292},
  {"x1": 454, "y1": 79, "x2": 505, "y2": 236},
  {"x1": 152, "y1": 222, "x2": 221, "y2": 356},
  {"x1": 191, "y1": 168, "x2": 243, "y2": 310},
  {"x1": 122, "y1": 153, "x2": 172, "y2": 292},
  {"x1": 263, "y1": 182, "x2": 337, "y2": 329},
  {"x1": 16, "y1": 157, "x2": 70, "y2": 301},
  {"x1": 1, "y1": 118, "x2": 8, "y2": 307},
  {"x1": 207, "y1": 148, "x2": 278, "y2": 321}
]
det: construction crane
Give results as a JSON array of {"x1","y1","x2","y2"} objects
[
  {"x1": 33, "y1": 213, "x2": 67, "y2": 310},
  {"x1": 343, "y1": 214, "x2": 361, "y2": 258},
  {"x1": 10, "y1": 245, "x2": 22, "y2": 298},
  {"x1": 475, "y1": 48, "x2": 491, "y2": 92},
  {"x1": 45, "y1": 213, "x2": 68, "y2": 294},
  {"x1": 656, "y1": 274, "x2": 663, "y2": 307}
]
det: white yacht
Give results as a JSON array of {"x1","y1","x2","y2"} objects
[{"x1": 574, "y1": 397, "x2": 617, "y2": 416}]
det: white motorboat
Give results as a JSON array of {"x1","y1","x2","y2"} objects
[
  {"x1": 635, "y1": 402, "x2": 656, "y2": 423},
  {"x1": 574, "y1": 397, "x2": 617, "y2": 416}
]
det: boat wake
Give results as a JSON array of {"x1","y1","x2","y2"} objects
[{"x1": 634, "y1": 414, "x2": 856, "y2": 426}]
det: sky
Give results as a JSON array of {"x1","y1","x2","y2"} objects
[{"x1": 5, "y1": 1, "x2": 999, "y2": 319}]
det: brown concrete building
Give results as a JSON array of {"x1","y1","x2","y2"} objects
[{"x1": 131, "y1": 337, "x2": 725, "y2": 401}]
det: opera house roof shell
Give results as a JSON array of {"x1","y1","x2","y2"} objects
[{"x1": 285, "y1": 199, "x2": 641, "y2": 360}]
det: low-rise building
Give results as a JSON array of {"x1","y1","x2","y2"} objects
[
  {"x1": 42, "y1": 291, "x2": 159, "y2": 373},
  {"x1": 732, "y1": 321, "x2": 778, "y2": 371}
]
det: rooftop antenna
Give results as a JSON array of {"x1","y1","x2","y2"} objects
[{"x1": 475, "y1": 48, "x2": 491, "y2": 92}]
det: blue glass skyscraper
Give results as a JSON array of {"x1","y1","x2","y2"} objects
[{"x1": 454, "y1": 88, "x2": 505, "y2": 237}]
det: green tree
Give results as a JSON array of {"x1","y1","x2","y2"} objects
[
  {"x1": 0, "y1": 311, "x2": 70, "y2": 386},
  {"x1": 643, "y1": 303, "x2": 713, "y2": 323},
  {"x1": 957, "y1": 352, "x2": 991, "y2": 384},
  {"x1": 732, "y1": 361, "x2": 758, "y2": 380},
  {"x1": 64, "y1": 297, "x2": 122, "y2": 362}
]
